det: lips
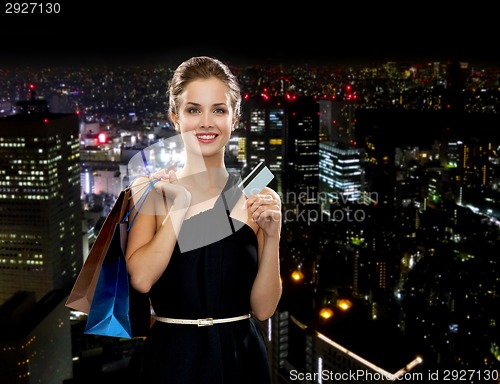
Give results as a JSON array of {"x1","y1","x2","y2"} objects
[{"x1": 195, "y1": 133, "x2": 218, "y2": 143}]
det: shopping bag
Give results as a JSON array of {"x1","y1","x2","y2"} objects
[
  {"x1": 84, "y1": 221, "x2": 133, "y2": 338},
  {"x1": 66, "y1": 179, "x2": 155, "y2": 338},
  {"x1": 65, "y1": 188, "x2": 131, "y2": 314}
]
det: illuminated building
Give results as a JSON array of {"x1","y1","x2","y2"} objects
[
  {"x1": 241, "y1": 95, "x2": 286, "y2": 194},
  {"x1": 319, "y1": 141, "x2": 365, "y2": 207},
  {"x1": 285, "y1": 97, "x2": 320, "y2": 206},
  {"x1": 0, "y1": 290, "x2": 73, "y2": 383},
  {"x1": 0, "y1": 95, "x2": 82, "y2": 304},
  {"x1": 241, "y1": 95, "x2": 320, "y2": 202},
  {"x1": 318, "y1": 99, "x2": 357, "y2": 146},
  {"x1": 0, "y1": 90, "x2": 80, "y2": 382}
]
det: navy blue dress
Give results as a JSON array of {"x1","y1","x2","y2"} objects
[{"x1": 140, "y1": 175, "x2": 271, "y2": 384}]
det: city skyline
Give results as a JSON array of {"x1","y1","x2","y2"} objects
[{"x1": 1, "y1": 42, "x2": 499, "y2": 382}]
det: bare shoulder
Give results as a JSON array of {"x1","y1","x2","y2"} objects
[
  {"x1": 129, "y1": 176, "x2": 152, "y2": 198},
  {"x1": 128, "y1": 176, "x2": 160, "y2": 214},
  {"x1": 130, "y1": 175, "x2": 150, "y2": 188}
]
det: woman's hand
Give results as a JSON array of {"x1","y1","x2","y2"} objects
[
  {"x1": 244, "y1": 188, "x2": 282, "y2": 238},
  {"x1": 151, "y1": 169, "x2": 191, "y2": 209}
]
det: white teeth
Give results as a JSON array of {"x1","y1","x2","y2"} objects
[{"x1": 197, "y1": 135, "x2": 216, "y2": 140}]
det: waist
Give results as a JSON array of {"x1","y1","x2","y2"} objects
[{"x1": 152, "y1": 313, "x2": 251, "y2": 327}]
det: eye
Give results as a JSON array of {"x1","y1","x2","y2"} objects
[
  {"x1": 213, "y1": 108, "x2": 226, "y2": 114},
  {"x1": 188, "y1": 107, "x2": 200, "y2": 114}
]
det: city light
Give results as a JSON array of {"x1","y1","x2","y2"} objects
[
  {"x1": 291, "y1": 270, "x2": 304, "y2": 282},
  {"x1": 336, "y1": 299, "x2": 352, "y2": 311},
  {"x1": 319, "y1": 307, "x2": 334, "y2": 319}
]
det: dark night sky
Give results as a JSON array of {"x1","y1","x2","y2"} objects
[{"x1": 1, "y1": 2, "x2": 499, "y2": 68}]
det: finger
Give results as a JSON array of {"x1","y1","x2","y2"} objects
[
  {"x1": 168, "y1": 170, "x2": 178, "y2": 183},
  {"x1": 152, "y1": 169, "x2": 170, "y2": 181},
  {"x1": 248, "y1": 193, "x2": 271, "y2": 204},
  {"x1": 251, "y1": 204, "x2": 281, "y2": 222},
  {"x1": 253, "y1": 210, "x2": 281, "y2": 224},
  {"x1": 249, "y1": 196, "x2": 277, "y2": 213},
  {"x1": 243, "y1": 194, "x2": 277, "y2": 211},
  {"x1": 242, "y1": 195, "x2": 255, "y2": 209},
  {"x1": 153, "y1": 179, "x2": 168, "y2": 192},
  {"x1": 256, "y1": 209, "x2": 281, "y2": 222}
]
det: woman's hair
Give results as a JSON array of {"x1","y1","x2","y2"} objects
[{"x1": 168, "y1": 56, "x2": 241, "y2": 123}]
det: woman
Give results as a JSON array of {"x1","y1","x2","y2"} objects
[{"x1": 125, "y1": 56, "x2": 282, "y2": 383}]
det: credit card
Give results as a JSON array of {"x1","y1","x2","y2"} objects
[{"x1": 238, "y1": 162, "x2": 274, "y2": 197}]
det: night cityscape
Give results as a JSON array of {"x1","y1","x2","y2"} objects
[{"x1": 1, "y1": 11, "x2": 500, "y2": 382}]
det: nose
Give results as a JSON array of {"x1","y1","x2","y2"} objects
[{"x1": 200, "y1": 112, "x2": 213, "y2": 129}]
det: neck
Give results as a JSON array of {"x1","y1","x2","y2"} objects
[{"x1": 178, "y1": 153, "x2": 228, "y2": 186}]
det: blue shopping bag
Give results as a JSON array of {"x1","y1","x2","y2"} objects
[{"x1": 85, "y1": 222, "x2": 132, "y2": 338}]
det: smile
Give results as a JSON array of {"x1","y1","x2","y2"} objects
[{"x1": 195, "y1": 133, "x2": 218, "y2": 142}]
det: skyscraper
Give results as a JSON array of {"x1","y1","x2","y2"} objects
[
  {"x1": 318, "y1": 99, "x2": 357, "y2": 145},
  {"x1": 285, "y1": 97, "x2": 320, "y2": 205},
  {"x1": 0, "y1": 94, "x2": 82, "y2": 304},
  {"x1": 241, "y1": 95, "x2": 286, "y2": 194},
  {"x1": 319, "y1": 141, "x2": 365, "y2": 206},
  {"x1": 241, "y1": 95, "x2": 319, "y2": 206}
]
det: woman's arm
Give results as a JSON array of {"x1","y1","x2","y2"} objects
[
  {"x1": 125, "y1": 173, "x2": 191, "y2": 293},
  {"x1": 245, "y1": 188, "x2": 283, "y2": 320}
]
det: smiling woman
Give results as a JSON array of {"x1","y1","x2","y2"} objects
[
  {"x1": 124, "y1": 56, "x2": 283, "y2": 384},
  {"x1": 172, "y1": 77, "x2": 234, "y2": 161}
]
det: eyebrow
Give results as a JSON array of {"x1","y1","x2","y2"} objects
[{"x1": 186, "y1": 102, "x2": 227, "y2": 107}]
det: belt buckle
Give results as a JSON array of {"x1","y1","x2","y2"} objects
[{"x1": 198, "y1": 318, "x2": 214, "y2": 327}]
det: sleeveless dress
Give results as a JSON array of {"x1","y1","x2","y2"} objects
[{"x1": 139, "y1": 174, "x2": 271, "y2": 384}]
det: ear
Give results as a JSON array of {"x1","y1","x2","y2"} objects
[{"x1": 171, "y1": 113, "x2": 179, "y2": 131}]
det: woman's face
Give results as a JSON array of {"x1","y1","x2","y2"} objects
[{"x1": 174, "y1": 77, "x2": 234, "y2": 159}]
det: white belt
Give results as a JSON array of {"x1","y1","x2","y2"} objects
[{"x1": 152, "y1": 313, "x2": 251, "y2": 327}]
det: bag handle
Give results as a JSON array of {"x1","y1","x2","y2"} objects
[{"x1": 122, "y1": 178, "x2": 159, "y2": 231}]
